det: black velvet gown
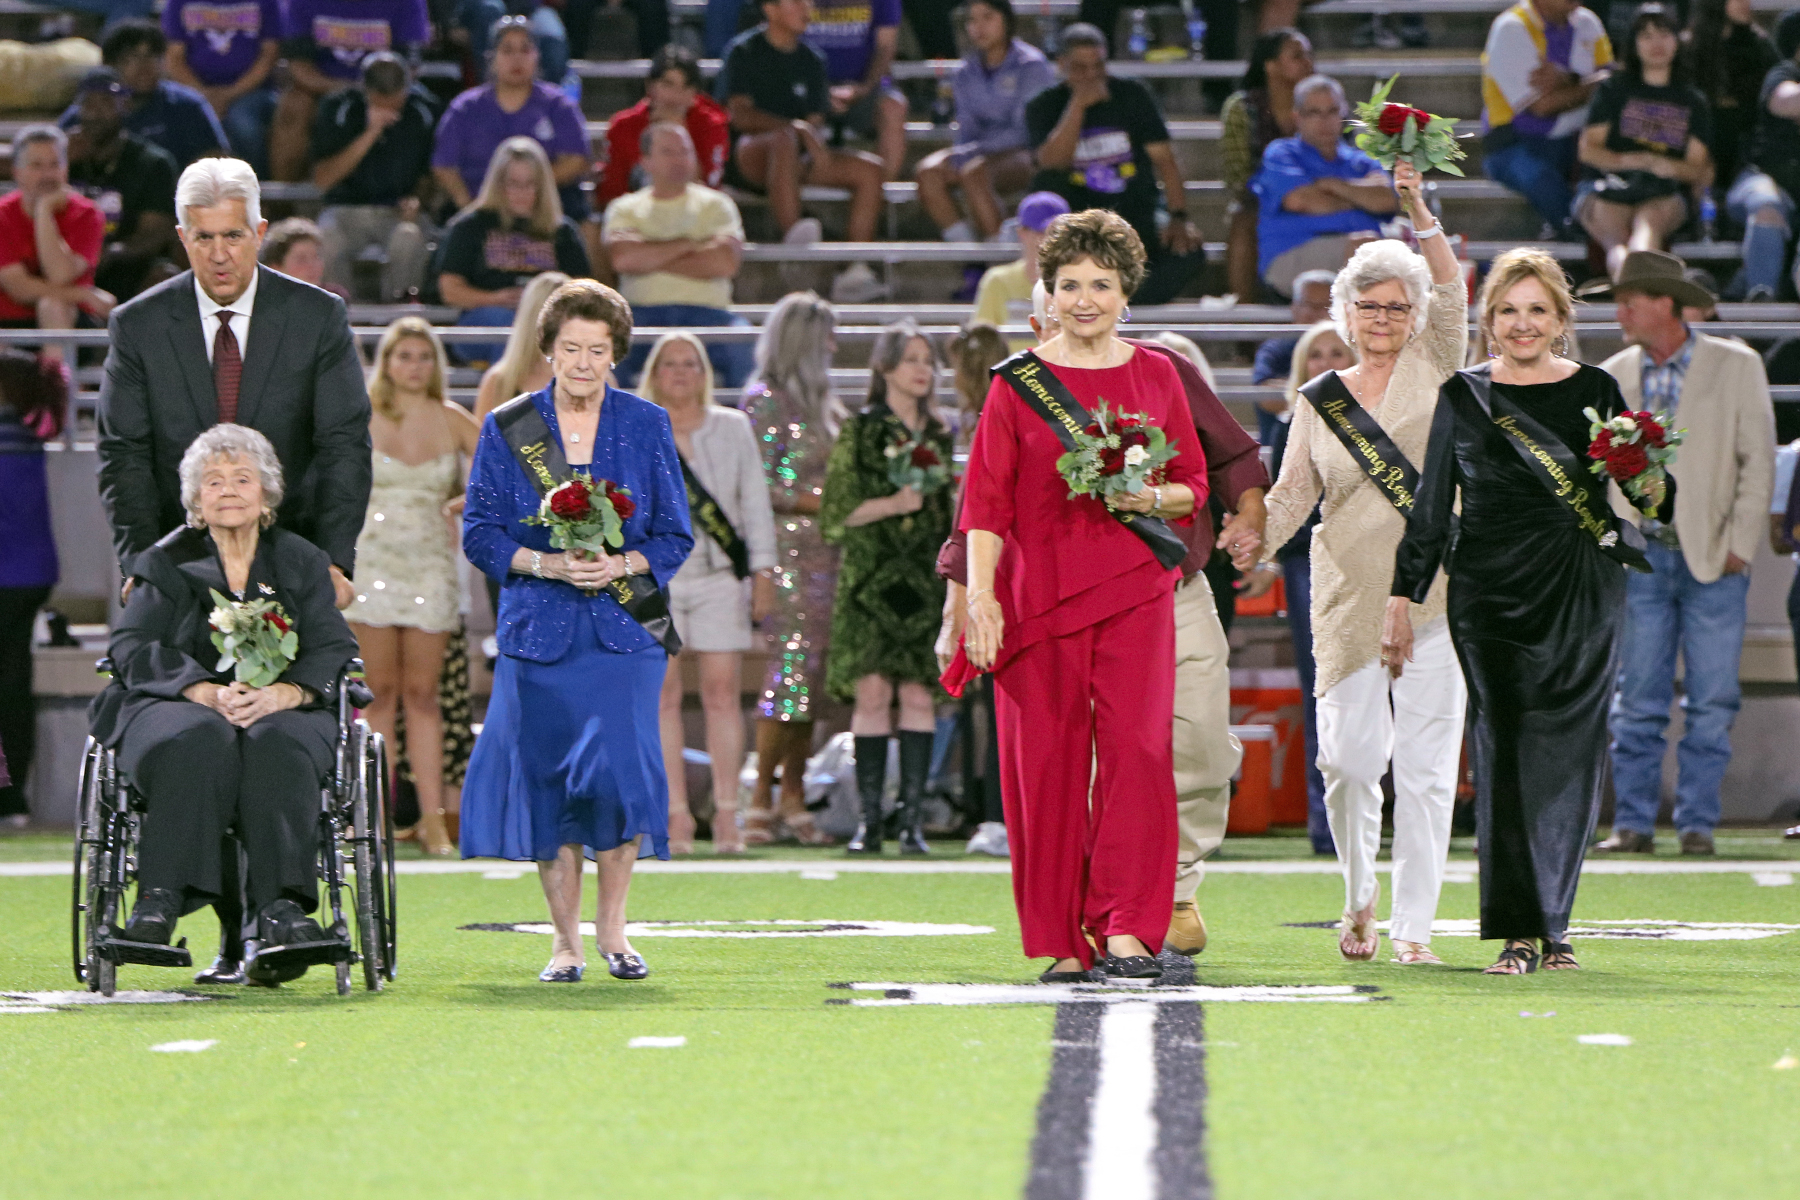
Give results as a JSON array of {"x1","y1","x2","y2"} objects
[{"x1": 1392, "y1": 363, "x2": 1632, "y2": 942}]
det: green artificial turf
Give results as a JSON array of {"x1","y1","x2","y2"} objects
[{"x1": 1, "y1": 853, "x2": 1797, "y2": 1199}]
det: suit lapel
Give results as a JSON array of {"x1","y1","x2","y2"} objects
[
  {"x1": 235, "y1": 268, "x2": 290, "y2": 430},
  {"x1": 168, "y1": 273, "x2": 219, "y2": 429}
]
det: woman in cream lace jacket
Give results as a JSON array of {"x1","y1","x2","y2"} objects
[{"x1": 1260, "y1": 160, "x2": 1467, "y2": 966}]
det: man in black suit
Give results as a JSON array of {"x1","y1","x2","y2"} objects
[{"x1": 97, "y1": 155, "x2": 371, "y2": 609}]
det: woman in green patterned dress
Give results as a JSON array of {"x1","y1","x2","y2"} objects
[{"x1": 821, "y1": 322, "x2": 955, "y2": 855}]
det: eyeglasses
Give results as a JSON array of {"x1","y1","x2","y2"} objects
[{"x1": 1352, "y1": 301, "x2": 1413, "y2": 321}]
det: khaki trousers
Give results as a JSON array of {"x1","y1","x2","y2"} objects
[{"x1": 1173, "y1": 571, "x2": 1241, "y2": 904}]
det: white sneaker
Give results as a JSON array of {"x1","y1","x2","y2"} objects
[
  {"x1": 783, "y1": 217, "x2": 823, "y2": 245},
  {"x1": 830, "y1": 262, "x2": 888, "y2": 303},
  {"x1": 965, "y1": 820, "x2": 1009, "y2": 857},
  {"x1": 942, "y1": 219, "x2": 975, "y2": 243}
]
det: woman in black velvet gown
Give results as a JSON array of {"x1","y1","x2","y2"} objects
[{"x1": 1385, "y1": 249, "x2": 1660, "y2": 975}]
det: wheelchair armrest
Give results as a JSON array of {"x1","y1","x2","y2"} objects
[{"x1": 342, "y1": 659, "x2": 374, "y2": 709}]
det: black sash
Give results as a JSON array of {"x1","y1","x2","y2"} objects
[
  {"x1": 1457, "y1": 367, "x2": 1651, "y2": 573},
  {"x1": 492, "y1": 394, "x2": 683, "y2": 652},
  {"x1": 679, "y1": 454, "x2": 750, "y2": 580},
  {"x1": 1300, "y1": 371, "x2": 1420, "y2": 514},
  {"x1": 996, "y1": 350, "x2": 1188, "y2": 571}
]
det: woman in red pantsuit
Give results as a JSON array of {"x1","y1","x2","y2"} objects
[{"x1": 959, "y1": 210, "x2": 1208, "y2": 983}]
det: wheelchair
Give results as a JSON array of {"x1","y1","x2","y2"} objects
[{"x1": 71, "y1": 659, "x2": 398, "y2": 997}]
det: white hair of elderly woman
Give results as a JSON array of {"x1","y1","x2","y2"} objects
[
  {"x1": 175, "y1": 157, "x2": 262, "y2": 231},
  {"x1": 1330, "y1": 238, "x2": 1434, "y2": 345},
  {"x1": 179, "y1": 423, "x2": 285, "y2": 527}
]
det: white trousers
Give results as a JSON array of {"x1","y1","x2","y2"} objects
[
  {"x1": 1315, "y1": 616, "x2": 1465, "y2": 945},
  {"x1": 1173, "y1": 571, "x2": 1241, "y2": 903}
]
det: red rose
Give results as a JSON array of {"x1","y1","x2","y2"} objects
[
  {"x1": 1635, "y1": 413, "x2": 1667, "y2": 446},
  {"x1": 1099, "y1": 446, "x2": 1126, "y2": 475},
  {"x1": 549, "y1": 481, "x2": 592, "y2": 520},
  {"x1": 910, "y1": 444, "x2": 939, "y2": 468},
  {"x1": 1114, "y1": 414, "x2": 1142, "y2": 429},
  {"x1": 607, "y1": 488, "x2": 636, "y2": 519},
  {"x1": 1411, "y1": 106, "x2": 1432, "y2": 128},
  {"x1": 1084, "y1": 422, "x2": 1104, "y2": 437},
  {"x1": 1605, "y1": 444, "x2": 1649, "y2": 481},
  {"x1": 267, "y1": 613, "x2": 290, "y2": 633},
  {"x1": 1588, "y1": 430, "x2": 1614, "y2": 459},
  {"x1": 1377, "y1": 103, "x2": 1413, "y2": 135},
  {"x1": 1121, "y1": 429, "x2": 1150, "y2": 450}
]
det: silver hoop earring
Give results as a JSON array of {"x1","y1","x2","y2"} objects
[
  {"x1": 1553, "y1": 333, "x2": 1570, "y2": 358},
  {"x1": 1120, "y1": 306, "x2": 1132, "y2": 324}
]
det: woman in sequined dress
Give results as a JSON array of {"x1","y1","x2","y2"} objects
[{"x1": 742, "y1": 293, "x2": 843, "y2": 845}]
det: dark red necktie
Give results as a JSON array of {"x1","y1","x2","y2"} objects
[{"x1": 213, "y1": 311, "x2": 242, "y2": 425}]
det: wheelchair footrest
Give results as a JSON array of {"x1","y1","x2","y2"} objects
[
  {"x1": 252, "y1": 937, "x2": 353, "y2": 971},
  {"x1": 101, "y1": 936, "x2": 193, "y2": 969}
]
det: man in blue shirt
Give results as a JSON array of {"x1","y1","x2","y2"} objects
[
  {"x1": 1250, "y1": 74, "x2": 1397, "y2": 298},
  {"x1": 59, "y1": 19, "x2": 228, "y2": 169}
]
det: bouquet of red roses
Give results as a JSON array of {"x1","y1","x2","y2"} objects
[
  {"x1": 524, "y1": 476, "x2": 636, "y2": 560},
  {"x1": 1351, "y1": 75, "x2": 1467, "y2": 176},
  {"x1": 1583, "y1": 406, "x2": 1683, "y2": 509},
  {"x1": 1054, "y1": 399, "x2": 1179, "y2": 501},
  {"x1": 884, "y1": 430, "x2": 951, "y2": 494},
  {"x1": 208, "y1": 588, "x2": 298, "y2": 688}
]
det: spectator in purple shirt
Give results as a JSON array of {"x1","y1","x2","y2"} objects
[
  {"x1": 271, "y1": 0, "x2": 431, "y2": 181},
  {"x1": 433, "y1": 15, "x2": 594, "y2": 223},
  {"x1": 806, "y1": 0, "x2": 907, "y2": 178},
  {"x1": 161, "y1": 0, "x2": 282, "y2": 177},
  {"x1": 915, "y1": 0, "x2": 1054, "y2": 242},
  {"x1": 58, "y1": 20, "x2": 228, "y2": 169}
]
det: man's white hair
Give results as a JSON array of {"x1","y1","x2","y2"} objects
[
  {"x1": 1331, "y1": 238, "x2": 1433, "y2": 343},
  {"x1": 1293, "y1": 73, "x2": 1347, "y2": 113},
  {"x1": 175, "y1": 157, "x2": 262, "y2": 231}
]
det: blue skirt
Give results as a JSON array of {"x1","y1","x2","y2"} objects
[{"x1": 461, "y1": 607, "x2": 670, "y2": 862}]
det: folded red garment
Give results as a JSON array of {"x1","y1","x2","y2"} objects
[{"x1": 938, "y1": 639, "x2": 985, "y2": 699}]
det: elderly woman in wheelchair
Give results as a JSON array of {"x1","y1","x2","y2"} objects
[{"x1": 88, "y1": 425, "x2": 361, "y2": 985}]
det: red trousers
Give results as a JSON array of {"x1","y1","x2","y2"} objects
[{"x1": 993, "y1": 591, "x2": 1178, "y2": 966}]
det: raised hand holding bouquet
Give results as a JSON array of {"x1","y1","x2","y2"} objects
[
  {"x1": 1584, "y1": 407, "x2": 1683, "y2": 510},
  {"x1": 1351, "y1": 75, "x2": 1467, "y2": 176},
  {"x1": 524, "y1": 476, "x2": 636, "y2": 592},
  {"x1": 1055, "y1": 399, "x2": 1180, "y2": 502},
  {"x1": 208, "y1": 589, "x2": 298, "y2": 688},
  {"x1": 884, "y1": 428, "x2": 951, "y2": 494}
]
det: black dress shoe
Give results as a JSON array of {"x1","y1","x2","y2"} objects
[
  {"x1": 602, "y1": 952, "x2": 648, "y2": 980},
  {"x1": 248, "y1": 899, "x2": 349, "y2": 983},
  {"x1": 539, "y1": 961, "x2": 585, "y2": 983},
  {"x1": 258, "y1": 898, "x2": 329, "y2": 948},
  {"x1": 194, "y1": 956, "x2": 247, "y2": 986},
  {"x1": 1100, "y1": 954, "x2": 1163, "y2": 981},
  {"x1": 118, "y1": 888, "x2": 183, "y2": 945},
  {"x1": 1037, "y1": 966, "x2": 1096, "y2": 984}
]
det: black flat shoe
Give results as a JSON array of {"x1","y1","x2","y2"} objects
[
  {"x1": 1037, "y1": 967, "x2": 1096, "y2": 984},
  {"x1": 539, "y1": 961, "x2": 585, "y2": 983},
  {"x1": 603, "y1": 952, "x2": 648, "y2": 980},
  {"x1": 1100, "y1": 954, "x2": 1163, "y2": 981},
  {"x1": 845, "y1": 821, "x2": 883, "y2": 855},
  {"x1": 194, "y1": 956, "x2": 246, "y2": 986},
  {"x1": 118, "y1": 887, "x2": 183, "y2": 945}
]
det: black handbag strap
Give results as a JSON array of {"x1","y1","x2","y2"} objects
[
  {"x1": 995, "y1": 350, "x2": 1188, "y2": 571},
  {"x1": 491, "y1": 393, "x2": 683, "y2": 652},
  {"x1": 1456, "y1": 367, "x2": 1651, "y2": 572},
  {"x1": 679, "y1": 453, "x2": 751, "y2": 580},
  {"x1": 1300, "y1": 370, "x2": 1421, "y2": 515}
]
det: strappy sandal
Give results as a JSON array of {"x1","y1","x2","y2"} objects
[
  {"x1": 1390, "y1": 940, "x2": 1443, "y2": 965},
  {"x1": 1339, "y1": 900, "x2": 1379, "y2": 962},
  {"x1": 711, "y1": 805, "x2": 746, "y2": 855},
  {"x1": 785, "y1": 811, "x2": 835, "y2": 846},
  {"x1": 1540, "y1": 940, "x2": 1580, "y2": 970},
  {"x1": 667, "y1": 807, "x2": 696, "y2": 856},
  {"x1": 1482, "y1": 940, "x2": 1541, "y2": 975},
  {"x1": 741, "y1": 809, "x2": 776, "y2": 846}
]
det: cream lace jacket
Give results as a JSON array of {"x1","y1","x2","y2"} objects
[{"x1": 1262, "y1": 278, "x2": 1467, "y2": 697}]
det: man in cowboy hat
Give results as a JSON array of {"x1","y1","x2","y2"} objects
[{"x1": 1596, "y1": 249, "x2": 1775, "y2": 856}]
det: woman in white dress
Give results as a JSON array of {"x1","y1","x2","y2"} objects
[{"x1": 345, "y1": 317, "x2": 480, "y2": 855}]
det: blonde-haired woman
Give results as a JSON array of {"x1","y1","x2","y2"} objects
[
  {"x1": 345, "y1": 318, "x2": 481, "y2": 855},
  {"x1": 1391, "y1": 248, "x2": 1653, "y2": 975},
  {"x1": 475, "y1": 271, "x2": 571, "y2": 423},
  {"x1": 1260, "y1": 160, "x2": 1468, "y2": 966},
  {"x1": 438, "y1": 137, "x2": 591, "y2": 363},
  {"x1": 643, "y1": 332, "x2": 778, "y2": 853}
]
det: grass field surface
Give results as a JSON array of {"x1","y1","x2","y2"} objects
[{"x1": 2, "y1": 835, "x2": 1797, "y2": 1199}]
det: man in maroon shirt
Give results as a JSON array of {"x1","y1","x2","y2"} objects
[
  {"x1": 938, "y1": 279, "x2": 1269, "y2": 956},
  {"x1": 0, "y1": 125, "x2": 112, "y2": 361}
]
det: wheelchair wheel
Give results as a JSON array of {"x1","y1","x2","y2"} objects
[
  {"x1": 351, "y1": 724, "x2": 394, "y2": 992},
  {"x1": 71, "y1": 740, "x2": 106, "y2": 990}
]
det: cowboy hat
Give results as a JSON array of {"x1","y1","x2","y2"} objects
[{"x1": 1577, "y1": 249, "x2": 1716, "y2": 309}]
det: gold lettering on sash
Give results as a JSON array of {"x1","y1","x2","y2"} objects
[
  {"x1": 1492, "y1": 415, "x2": 1612, "y2": 543},
  {"x1": 1319, "y1": 396, "x2": 1415, "y2": 511},
  {"x1": 520, "y1": 440, "x2": 556, "y2": 490}
]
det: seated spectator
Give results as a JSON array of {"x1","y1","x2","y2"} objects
[
  {"x1": 564, "y1": 0, "x2": 671, "y2": 61},
  {"x1": 1730, "y1": 9, "x2": 1800, "y2": 301},
  {"x1": 1576, "y1": 3, "x2": 1714, "y2": 279},
  {"x1": 600, "y1": 44, "x2": 732, "y2": 209},
  {"x1": 1222, "y1": 28, "x2": 1314, "y2": 299},
  {"x1": 604, "y1": 124, "x2": 754, "y2": 388},
  {"x1": 1688, "y1": 0, "x2": 1777, "y2": 200},
  {"x1": 1250, "y1": 74, "x2": 1395, "y2": 297},
  {"x1": 161, "y1": 0, "x2": 282, "y2": 177},
  {"x1": 717, "y1": 0, "x2": 889, "y2": 304},
  {"x1": 1251, "y1": 267, "x2": 1335, "y2": 441},
  {"x1": 310, "y1": 52, "x2": 437, "y2": 303},
  {"x1": 1480, "y1": 0, "x2": 1612, "y2": 239},
  {"x1": 437, "y1": 137, "x2": 591, "y2": 362},
  {"x1": 0, "y1": 127, "x2": 110, "y2": 361},
  {"x1": 273, "y1": 0, "x2": 431, "y2": 181},
  {"x1": 433, "y1": 15, "x2": 592, "y2": 224},
  {"x1": 971, "y1": 190, "x2": 1069, "y2": 348},
  {"x1": 65, "y1": 70, "x2": 180, "y2": 304},
  {"x1": 262, "y1": 217, "x2": 347, "y2": 298},
  {"x1": 58, "y1": 19, "x2": 228, "y2": 169},
  {"x1": 1683, "y1": 265, "x2": 1722, "y2": 321},
  {"x1": 1025, "y1": 23, "x2": 1204, "y2": 306},
  {"x1": 805, "y1": 0, "x2": 906, "y2": 180},
  {"x1": 915, "y1": 0, "x2": 1054, "y2": 243},
  {"x1": 456, "y1": 1, "x2": 574, "y2": 83}
]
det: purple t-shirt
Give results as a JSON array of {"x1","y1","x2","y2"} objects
[
  {"x1": 803, "y1": 0, "x2": 900, "y2": 85},
  {"x1": 162, "y1": 0, "x2": 281, "y2": 86},
  {"x1": 284, "y1": 0, "x2": 430, "y2": 81},
  {"x1": 431, "y1": 82, "x2": 590, "y2": 197}
]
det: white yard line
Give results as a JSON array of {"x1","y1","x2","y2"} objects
[{"x1": 1082, "y1": 1001, "x2": 1159, "y2": 1200}]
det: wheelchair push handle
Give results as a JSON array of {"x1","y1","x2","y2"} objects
[{"x1": 342, "y1": 659, "x2": 375, "y2": 710}]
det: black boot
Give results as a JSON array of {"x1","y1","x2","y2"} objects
[
  {"x1": 895, "y1": 730, "x2": 934, "y2": 855},
  {"x1": 118, "y1": 887, "x2": 183, "y2": 945},
  {"x1": 846, "y1": 735, "x2": 888, "y2": 855}
]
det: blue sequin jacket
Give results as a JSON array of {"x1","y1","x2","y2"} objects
[{"x1": 464, "y1": 384, "x2": 694, "y2": 662}]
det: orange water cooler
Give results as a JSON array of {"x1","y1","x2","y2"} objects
[{"x1": 1228, "y1": 667, "x2": 1310, "y2": 832}]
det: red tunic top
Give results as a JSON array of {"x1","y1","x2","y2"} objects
[{"x1": 958, "y1": 348, "x2": 1208, "y2": 665}]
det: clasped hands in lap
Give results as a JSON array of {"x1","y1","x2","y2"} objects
[{"x1": 183, "y1": 680, "x2": 306, "y2": 728}]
